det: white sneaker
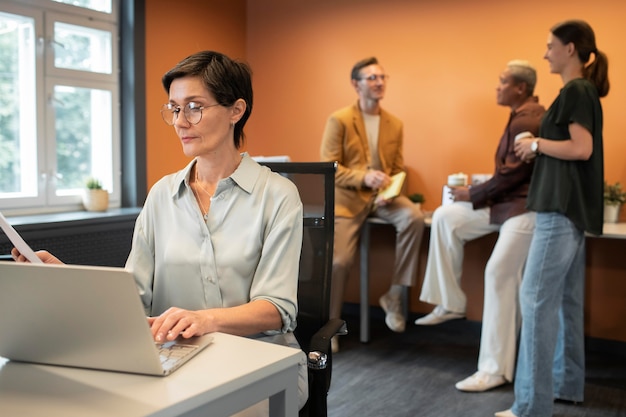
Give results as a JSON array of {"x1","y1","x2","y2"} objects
[
  {"x1": 379, "y1": 293, "x2": 405, "y2": 332},
  {"x1": 455, "y1": 371, "x2": 506, "y2": 392},
  {"x1": 414, "y1": 305, "x2": 465, "y2": 325},
  {"x1": 494, "y1": 409, "x2": 517, "y2": 417}
]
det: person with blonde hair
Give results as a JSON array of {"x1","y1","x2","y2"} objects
[{"x1": 417, "y1": 60, "x2": 545, "y2": 392}]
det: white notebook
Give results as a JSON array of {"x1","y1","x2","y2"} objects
[{"x1": 0, "y1": 211, "x2": 42, "y2": 263}]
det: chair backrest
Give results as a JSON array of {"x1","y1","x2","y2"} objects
[{"x1": 260, "y1": 162, "x2": 336, "y2": 352}]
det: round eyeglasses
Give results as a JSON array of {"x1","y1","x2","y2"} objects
[
  {"x1": 359, "y1": 74, "x2": 389, "y2": 82},
  {"x1": 160, "y1": 102, "x2": 220, "y2": 126}
]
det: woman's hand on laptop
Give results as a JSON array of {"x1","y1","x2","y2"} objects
[
  {"x1": 148, "y1": 307, "x2": 212, "y2": 342},
  {"x1": 11, "y1": 248, "x2": 63, "y2": 264}
]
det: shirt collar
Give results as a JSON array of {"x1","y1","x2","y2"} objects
[
  {"x1": 230, "y1": 153, "x2": 258, "y2": 194},
  {"x1": 512, "y1": 95, "x2": 540, "y2": 115},
  {"x1": 169, "y1": 152, "x2": 258, "y2": 199}
]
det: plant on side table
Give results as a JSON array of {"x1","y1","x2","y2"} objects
[
  {"x1": 603, "y1": 181, "x2": 626, "y2": 223},
  {"x1": 83, "y1": 177, "x2": 109, "y2": 212},
  {"x1": 408, "y1": 193, "x2": 425, "y2": 211}
]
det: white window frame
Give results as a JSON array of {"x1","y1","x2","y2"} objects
[
  {"x1": 0, "y1": 0, "x2": 119, "y2": 215},
  {"x1": 46, "y1": 11, "x2": 118, "y2": 83},
  {"x1": 15, "y1": 0, "x2": 117, "y2": 23}
]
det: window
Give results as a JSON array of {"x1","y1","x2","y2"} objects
[
  {"x1": 51, "y1": 0, "x2": 112, "y2": 14},
  {"x1": 0, "y1": 0, "x2": 119, "y2": 214}
]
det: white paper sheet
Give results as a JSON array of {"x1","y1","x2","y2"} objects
[{"x1": 0, "y1": 212, "x2": 43, "y2": 263}]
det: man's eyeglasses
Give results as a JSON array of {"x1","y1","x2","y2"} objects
[
  {"x1": 359, "y1": 74, "x2": 390, "y2": 82},
  {"x1": 160, "y1": 102, "x2": 219, "y2": 126}
]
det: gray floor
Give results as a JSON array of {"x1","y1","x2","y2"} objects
[{"x1": 328, "y1": 306, "x2": 626, "y2": 417}]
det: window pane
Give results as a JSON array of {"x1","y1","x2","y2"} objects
[
  {"x1": 0, "y1": 12, "x2": 38, "y2": 198},
  {"x1": 51, "y1": 0, "x2": 112, "y2": 14},
  {"x1": 54, "y1": 21, "x2": 112, "y2": 74},
  {"x1": 53, "y1": 85, "x2": 112, "y2": 194}
]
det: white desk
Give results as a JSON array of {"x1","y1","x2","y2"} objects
[
  {"x1": 0, "y1": 332, "x2": 301, "y2": 417},
  {"x1": 599, "y1": 222, "x2": 626, "y2": 239},
  {"x1": 359, "y1": 218, "x2": 624, "y2": 343}
]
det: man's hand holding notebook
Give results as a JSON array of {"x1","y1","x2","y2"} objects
[{"x1": 375, "y1": 171, "x2": 406, "y2": 205}]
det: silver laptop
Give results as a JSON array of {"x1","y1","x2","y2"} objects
[{"x1": 0, "y1": 261, "x2": 212, "y2": 376}]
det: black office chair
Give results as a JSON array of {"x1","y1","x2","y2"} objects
[{"x1": 261, "y1": 161, "x2": 347, "y2": 417}]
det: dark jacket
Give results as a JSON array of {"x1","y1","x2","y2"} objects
[{"x1": 470, "y1": 97, "x2": 546, "y2": 224}]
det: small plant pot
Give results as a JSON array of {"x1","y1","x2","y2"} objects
[
  {"x1": 604, "y1": 203, "x2": 620, "y2": 223},
  {"x1": 83, "y1": 189, "x2": 109, "y2": 212}
]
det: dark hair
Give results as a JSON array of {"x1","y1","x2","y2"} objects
[
  {"x1": 162, "y1": 51, "x2": 253, "y2": 148},
  {"x1": 551, "y1": 20, "x2": 609, "y2": 97},
  {"x1": 351, "y1": 56, "x2": 379, "y2": 80}
]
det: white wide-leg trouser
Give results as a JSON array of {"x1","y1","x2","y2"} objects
[{"x1": 420, "y1": 202, "x2": 535, "y2": 380}]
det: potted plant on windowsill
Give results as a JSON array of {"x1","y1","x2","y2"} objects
[
  {"x1": 83, "y1": 177, "x2": 109, "y2": 212},
  {"x1": 603, "y1": 181, "x2": 626, "y2": 223},
  {"x1": 408, "y1": 193, "x2": 425, "y2": 211}
]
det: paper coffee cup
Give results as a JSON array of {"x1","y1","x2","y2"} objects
[
  {"x1": 447, "y1": 172, "x2": 467, "y2": 187},
  {"x1": 514, "y1": 131, "x2": 534, "y2": 141}
]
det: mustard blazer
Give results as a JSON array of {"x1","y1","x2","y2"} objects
[{"x1": 320, "y1": 101, "x2": 405, "y2": 218}]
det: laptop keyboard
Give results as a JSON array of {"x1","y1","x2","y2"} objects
[{"x1": 157, "y1": 340, "x2": 199, "y2": 369}]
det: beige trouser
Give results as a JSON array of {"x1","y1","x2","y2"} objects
[{"x1": 330, "y1": 195, "x2": 425, "y2": 319}]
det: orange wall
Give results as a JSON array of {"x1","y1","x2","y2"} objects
[
  {"x1": 144, "y1": 1, "x2": 626, "y2": 341},
  {"x1": 145, "y1": 0, "x2": 626, "y2": 215},
  {"x1": 144, "y1": 0, "x2": 247, "y2": 188},
  {"x1": 244, "y1": 0, "x2": 626, "y2": 221}
]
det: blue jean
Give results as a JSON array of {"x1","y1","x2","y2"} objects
[{"x1": 512, "y1": 212, "x2": 586, "y2": 417}]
